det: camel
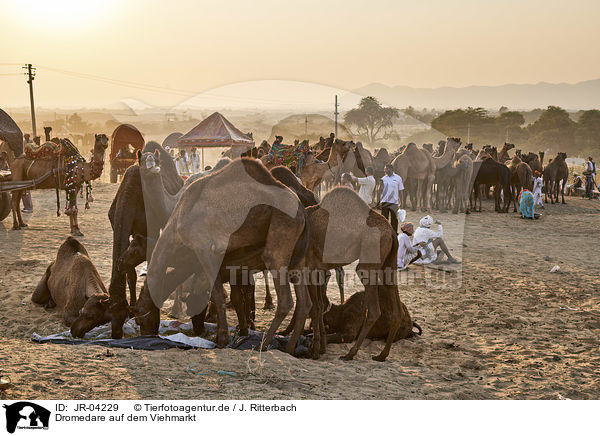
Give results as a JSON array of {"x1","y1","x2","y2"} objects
[
  {"x1": 31, "y1": 237, "x2": 111, "y2": 338},
  {"x1": 282, "y1": 187, "x2": 415, "y2": 360},
  {"x1": 393, "y1": 138, "x2": 460, "y2": 211},
  {"x1": 452, "y1": 149, "x2": 475, "y2": 214},
  {"x1": 520, "y1": 152, "x2": 543, "y2": 174},
  {"x1": 497, "y1": 143, "x2": 515, "y2": 163},
  {"x1": 324, "y1": 290, "x2": 421, "y2": 344},
  {"x1": 10, "y1": 134, "x2": 108, "y2": 235},
  {"x1": 506, "y1": 156, "x2": 533, "y2": 212},
  {"x1": 107, "y1": 142, "x2": 182, "y2": 338},
  {"x1": 300, "y1": 139, "x2": 352, "y2": 191},
  {"x1": 372, "y1": 147, "x2": 391, "y2": 180},
  {"x1": 473, "y1": 157, "x2": 512, "y2": 212},
  {"x1": 543, "y1": 152, "x2": 568, "y2": 204},
  {"x1": 339, "y1": 141, "x2": 374, "y2": 179},
  {"x1": 134, "y1": 158, "x2": 311, "y2": 355}
]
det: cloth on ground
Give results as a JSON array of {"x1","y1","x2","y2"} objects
[{"x1": 32, "y1": 319, "x2": 312, "y2": 355}]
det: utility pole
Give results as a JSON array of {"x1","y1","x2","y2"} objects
[
  {"x1": 305, "y1": 114, "x2": 308, "y2": 141},
  {"x1": 466, "y1": 121, "x2": 470, "y2": 145},
  {"x1": 334, "y1": 95, "x2": 339, "y2": 138},
  {"x1": 23, "y1": 64, "x2": 37, "y2": 137}
]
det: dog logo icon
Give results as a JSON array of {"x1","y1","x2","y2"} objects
[{"x1": 3, "y1": 402, "x2": 50, "y2": 433}]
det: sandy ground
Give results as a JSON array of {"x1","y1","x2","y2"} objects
[{"x1": 1, "y1": 182, "x2": 599, "y2": 400}]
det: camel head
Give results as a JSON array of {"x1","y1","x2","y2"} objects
[
  {"x1": 70, "y1": 294, "x2": 111, "y2": 338},
  {"x1": 446, "y1": 137, "x2": 461, "y2": 151},
  {"x1": 117, "y1": 234, "x2": 147, "y2": 272},
  {"x1": 94, "y1": 133, "x2": 109, "y2": 152},
  {"x1": 323, "y1": 302, "x2": 344, "y2": 333},
  {"x1": 558, "y1": 152, "x2": 567, "y2": 161},
  {"x1": 503, "y1": 142, "x2": 515, "y2": 151},
  {"x1": 139, "y1": 150, "x2": 161, "y2": 174}
]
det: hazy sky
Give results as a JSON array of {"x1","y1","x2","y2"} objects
[{"x1": 1, "y1": 0, "x2": 599, "y2": 108}]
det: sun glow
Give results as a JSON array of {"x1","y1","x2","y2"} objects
[{"x1": 5, "y1": 0, "x2": 115, "y2": 30}]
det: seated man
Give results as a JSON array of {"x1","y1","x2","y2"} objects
[
  {"x1": 397, "y1": 222, "x2": 422, "y2": 270},
  {"x1": 413, "y1": 215, "x2": 461, "y2": 264},
  {"x1": 567, "y1": 174, "x2": 583, "y2": 195}
]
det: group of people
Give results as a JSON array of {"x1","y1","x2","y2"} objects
[
  {"x1": 172, "y1": 148, "x2": 202, "y2": 176},
  {"x1": 341, "y1": 163, "x2": 461, "y2": 270}
]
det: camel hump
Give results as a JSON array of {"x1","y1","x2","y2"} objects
[{"x1": 59, "y1": 236, "x2": 89, "y2": 257}]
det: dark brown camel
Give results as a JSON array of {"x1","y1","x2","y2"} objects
[
  {"x1": 473, "y1": 157, "x2": 512, "y2": 212},
  {"x1": 543, "y1": 152, "x2": 568, "y2": 204},
  {"x1": 107, "y1": 142, "x2": 182, "y2": 339},
  {"x1": 506, "y1": 156, "x2": 533, "y2": 212},
  {"x1": 324, "y1": 290, "x2": 421, "y2": 344},
  {"x1": 134, "y1": 159, "x2": 311, "y2": 355},
  {"x1": 10, "y1": 134, "x2": 108, "y2": 235},
  {"x1": 31, "y1": 237, "x2": 111, "y2": 338}
]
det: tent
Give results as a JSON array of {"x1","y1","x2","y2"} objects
[
  {"x1": 162, "y1": 132, "x2": 182, "y2": 150},
  {"x1": 0, "y1": 108, "x2": 24, "y2": 159},
  {"x1": 177, "y1": 112, "x2": 254, "y2": 167}
]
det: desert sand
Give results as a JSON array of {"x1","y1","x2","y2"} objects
[{"x1": 1, "y1": 183, "x2": 599, "y2": 400}]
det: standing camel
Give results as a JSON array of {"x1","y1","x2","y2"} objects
[
  {"x1": 10, "y1": 134, "x2": 108, "y2": 235},
  {"x1": 497, "y1": 143, "x2": 515, "y2": 163},
  {"x1": 297, "y1": 187, "x2": 416, "y2": 361},
  {"x1": 543, "y1": 152, "x2": 568, "y2": 204},
  {"x1": 506, "y1": 156, "x2": 533, "y2": 212},
  {"x1": 134, "y1": 159, "x2": 311, "y2": 355},
  {"x1": 300, "y1": 139, "x2": 353, "y2": 190}
]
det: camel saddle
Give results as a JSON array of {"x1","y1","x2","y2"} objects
[
  {"x1": 24, "y1": 141, "x2": 64, "y2": 160},
  {"x1": 266, "y1": 141, "x2": 310, "y2": 174}
]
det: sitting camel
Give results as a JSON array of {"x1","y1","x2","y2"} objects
[
  {"x1": 31, "y1": 237, "x2": 111, "y2": 338},
  {"x1": 324, "y1": 290, "x2": 421, "y2": 344},
  {"x1": 134, "y1": 158, "x2": 311, "y2": 355}
]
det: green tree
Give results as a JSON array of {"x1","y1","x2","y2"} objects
[
  {"x1": 527, "y1": 106, "x2": 575, "y2": 152},
  {"x1": 575, "y1": 110, "x2": 600, "y2": 155},
  {"x1": 344, "y1": 97, "x2": 399, "y2": 146}
]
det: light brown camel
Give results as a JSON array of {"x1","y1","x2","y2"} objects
[
  {"x1": 300, "y1": 139, "x2": 352, "y2": 191},
  {"x1": 339, "y1": 141, "x2": 374, "y2": 178},
  {"x1": 451, "y1": 148, "x2": 475, "y2": 214},
  {"x1": 134, "y1": 158, "x2": 311, "y2": 355},
  {"x1": 497, "y1": 143, "x2": 515, "y2": 163},
  {"x1": 394, "y1": 138, "x2": 460, "y2": 211},
  {"x1": 10, "y1": 134, "x2": 108, "y2": 235},
  {"x1": 31, "y1": 236, "x2": 111, "y2": 338},
  {"x1": 543, "y1": 152, "x2": 568, "y2": 204}
]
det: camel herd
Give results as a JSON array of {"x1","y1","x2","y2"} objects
[{"x1": 26, "y1": 133, "x2": 571, "y2": 362}]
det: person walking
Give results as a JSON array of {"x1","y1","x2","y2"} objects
[
  {"x1": 533, "y1": 170, "x2": 544, "y2": 209},
  {"x1": 378, "y1": 164, "x2": 404, "y2": 233}
]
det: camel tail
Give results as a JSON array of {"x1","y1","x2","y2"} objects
[{"x1": 289, "y1": 207, "x2": 310, "y2": 269}]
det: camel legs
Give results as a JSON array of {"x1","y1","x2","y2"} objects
[
  {"x1": 341, "y1": 268, "x2": 380, "y2": 361},
  {"x1": 263, "y1": 270, "x2": 274, "y2": 309},
  {"x1": 260, "y1": 268, "x2": 295, "y2": 351},
  {"x1": 68, "y1": 210, "x2": 84, "y2": 236},
  {"x1": 11, "y1": 190, "x2": 27, "y2": 229}
]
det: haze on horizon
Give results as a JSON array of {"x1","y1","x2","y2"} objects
[{"x1": 1, "y1": 0, "x2": 599, "y2": 109}]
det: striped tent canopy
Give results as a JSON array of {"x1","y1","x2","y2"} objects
[{"x1": 177, "y1": 112, "x2": 254, "y2": 148}]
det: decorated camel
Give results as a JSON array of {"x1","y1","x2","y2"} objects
[
  {"x1": 10, "y1": 134, "x2": 108, "y2": 236},
  {"x1": 133, "y1": 158, "x2": 311, "y2": 356},
  {"x1": 31, "y1": 236, "x2": 111, "y2": 338}
]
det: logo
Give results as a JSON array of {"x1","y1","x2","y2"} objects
[{"x1": 3, "y1": 402, "x2": 50, "y2": 433}]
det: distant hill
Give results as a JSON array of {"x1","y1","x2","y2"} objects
[{"x1": 352, "y1": 79, "x2": 600, "y2": 111}]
